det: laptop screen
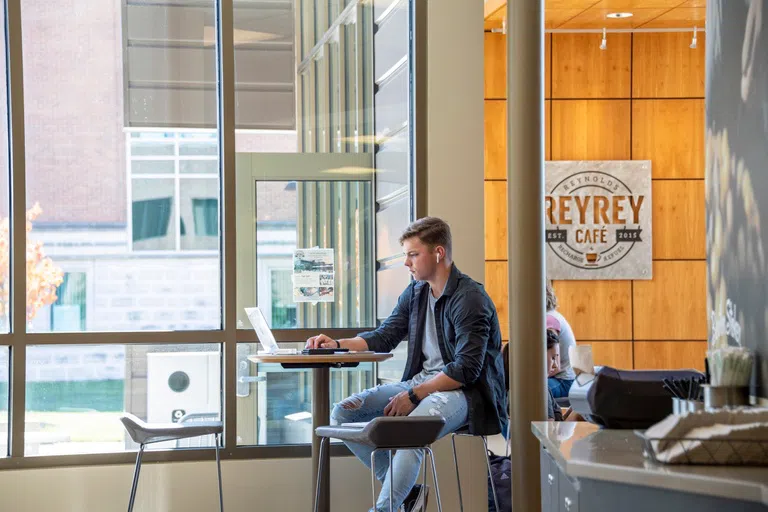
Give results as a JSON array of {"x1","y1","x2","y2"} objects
[{"x1": 244, "y1": 307, "x2": 279, "y2": 353}]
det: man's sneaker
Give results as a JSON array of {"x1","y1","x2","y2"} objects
[{"x1": 402, "y1": 484, "x2": 429, "y2": 512}]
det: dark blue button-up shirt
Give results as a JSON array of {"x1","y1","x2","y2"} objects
[{"x1": 359, "y1": 264, "x2": 508, "y2": 436}]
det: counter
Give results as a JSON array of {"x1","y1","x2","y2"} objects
[{"x1": 532, "y1": 421, "x2": 768, "y2": 512}]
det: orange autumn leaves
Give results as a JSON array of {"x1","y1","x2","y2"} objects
[{"x1": 0, "y1": 203, "x2": 63, "y2": 325}]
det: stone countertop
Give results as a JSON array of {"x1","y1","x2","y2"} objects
[{"x1": 531, "y1": 421, "x2": 768, "y2": 505}]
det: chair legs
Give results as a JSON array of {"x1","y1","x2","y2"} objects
[
  {"x1": 368, "y1": 447, "x2": 442, "y2": 512},
  {"x1": 425, "y1": 447, "x2": 443, "y2": 512},
  {"x1": 314, "y1": 437, "x2": 329, "y2": 512},
  {"x1": 451, "y1": 434, "x2": 464, "y2": 512},
  {"x1": 481, "y1": 436, "x2": 500, "y2": 512},
  {"x1": 127, "y1": 437, "x2": 225, "y2": 512},
  {"x1": 127, "y1": 444, "x2": 146, "y2": 512},
  {"x1": 451, "y1": 434, "x2": 499, "y2": 512}
]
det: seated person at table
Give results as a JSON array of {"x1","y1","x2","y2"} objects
[
  {"x1": 546, "y1": 283, "x2": 576, "y2": 398},
  {"x1": 306, "y1": 217, "x2": 508, "y2": 512}
]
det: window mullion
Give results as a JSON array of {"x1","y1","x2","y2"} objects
[
  {"x1": 215, "y1": 0, "x2": 238, "y2": 453},
  {"x1": 7, "y1": 0, "x2": 28, "y2": 459}
]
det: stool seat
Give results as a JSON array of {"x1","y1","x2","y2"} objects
[
  {"x1": 119, "y1": 413, "x2": 224, "y2": 512},
  {"x1": 120, "y1": 413, "x2": 223, "y2": 446},
  {"x1": 316, "y1": 416, "x2": 445, "y2": 449}
]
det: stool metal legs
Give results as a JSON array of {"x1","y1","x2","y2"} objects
[
  {"x1": 425, "y1": 447, "x2": 443, "y2": 512},
  {"x1": 127, "y1": 437, "x2": 225, "y2": 512},
  {"x1": 367, "y1": 447, "x2": 443, "y2": 512},
  {"x1": 215, "y1": 433, "x2": 224, "y2": 512},
  {"x1": 127, "y1": 444, "x2": 146, "y2": 512},
  {"x1": 314, "y1": 437, "x2": 330, "y2": 512},
  {"x1": 451, "y1": 435, "x2": 463, "y2": 510},
  {"x1": 451, "y1": 433, "x2": 500, "y2": 512}
]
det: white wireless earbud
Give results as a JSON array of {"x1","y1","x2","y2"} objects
[{"x1": 436, "y1": 254, "x2": 440, "y2": 264}]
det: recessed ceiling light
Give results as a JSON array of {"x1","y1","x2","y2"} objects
[{"x1": 606, "y1": 12, "x2": 633, "y2": 19}]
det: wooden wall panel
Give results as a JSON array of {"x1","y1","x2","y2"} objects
[
  {"x1": 633, "y1": 261, "x2": 708, "y2": 340},
  {"x1": 484, "y1": 101, "x2": 506, "y2": 180},
  {"x1": 485, "y1": 32, "x2": 506, "y2": 99},
  {"x1": 551, "y1": 280, "x2": 632, "y2": 340},
  {"x1": 486, "y1": 261, "x2": 509, "y2": 340},
  {"x1": 634, "y1": 341, "x2": 707, "y2": 371},
  {"x1": 545, "y1": 34, "x2": 551, "y2": 99},
  {"x1": 552, "y1": 33, "x2": 631, "y2": 98},
  {"x1": 577, "y1": 341, "x2": 633, "y2": 369},
  {"x1": 551, "y1": 100, "x2": 631, "y2": 160},
  {"x1": 545, "y1": 100, "x2": 551, "y2": 160},
  {"x1": 484, "y1": 31, "x2": 707, "y2": 372},
  {"x1": 652, "y1": 180, "x2": 706, "y2": 260},
  {"x1": 632, "y1": 99, "x2": 705, "y2": 179},
  {"x1": 632, "y1": 32, "x2": 706, "y2": 98},
  {"x1": 484, "y1": 180, "x2": 508, "y2": 260}
]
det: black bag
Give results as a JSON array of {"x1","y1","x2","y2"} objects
[{"x1": 487, "y1": 452, "x2": 511, "y2": 512}]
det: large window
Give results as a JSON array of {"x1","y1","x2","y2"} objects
[{"x1": 0, "y1": 0, "x2": 414, "y2": 466}]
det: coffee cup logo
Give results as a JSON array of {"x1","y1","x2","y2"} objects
[{"x1": 545, "y1": 170, "x2": 646, "y2": 271}]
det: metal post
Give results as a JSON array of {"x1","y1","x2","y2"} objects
[
  {"x1": 507, "y1": 0, "x2": 546, "y2": 512},
  {"x1": 312, "y1": 366, "x2": 331, "y2": 512}
]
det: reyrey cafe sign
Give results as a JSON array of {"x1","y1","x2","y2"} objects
[{"x1": 545, "y1": 161, "x2": 652, "y2": 280}]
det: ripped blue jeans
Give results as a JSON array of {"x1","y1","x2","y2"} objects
[{"x1": 330, "y1": 379, "x2": 468, "y2": 512}]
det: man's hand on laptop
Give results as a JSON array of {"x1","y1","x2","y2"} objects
[{"x1": 305, "y1": 334, "x2": 338, "y2": 349}]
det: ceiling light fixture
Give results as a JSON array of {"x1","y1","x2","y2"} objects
[
  {"x1": 599, "y1": 28, "x2": 607, "y2": 51},
  {"x1": 606, "y1": 12, "x2": 633, "y2": 19},
  {"x1": 690, "y1": 26, "x2": 698, "y2": 49}
]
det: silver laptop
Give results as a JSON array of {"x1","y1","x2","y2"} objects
[{"x1": 244, "y1": 307, "x2": 298, "y2": 355}]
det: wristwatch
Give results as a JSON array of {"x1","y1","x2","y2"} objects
[{"x1": 407, "y1": 388, "x2": 421, "y2": 405}]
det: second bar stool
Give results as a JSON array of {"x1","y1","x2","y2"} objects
[{"x1": 313, "y1": 416, "x2": 446, "y2": 512}]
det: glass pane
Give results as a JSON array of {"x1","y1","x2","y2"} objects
[
  {"x1": 180, "y1": 178, "x2": 219, "y2": 251},
  {"x1": 131, "y1": 179, "x2": 176, "y2": 251},
  {"x1": 0, "y1": 347, "x2": 7, "y2": 457},
  {"x1": 25, "y1": 344, "x2": 220, "y2": 456},
  {"x1": 235, "y1": 1, "x2": 384, "y2": 334},
  {"x1": 131, "y1": 160, "x2": 175, "y2": 175},
  {"x1": 21, "y1": 0, "x2": 221, "y2": 332},
  {"x1": 179, "y1": 142, "x2": 217, "y2": 157},
  {"x1": 0, "y1": 5, "x2": 10, "y2": 334},
  {"x1": 131, "y1": 142, "x2": 175, "y2": 157},
  {"x1": 236, "y1": 343, "x2": 373, "y2": 446},
  {"x1": 253, "y1": 181, "x2": 373, "y2": 329},
  {"x1": 180, "y1": 160, "x2": 218, "y2": 174},
  {"x1": 51, "y1": 272, "x2": 86, "y2": 332}
]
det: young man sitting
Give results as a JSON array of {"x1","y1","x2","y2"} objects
[{"x1": 306, "y1": 217, "x2": 508, "y2": 512}]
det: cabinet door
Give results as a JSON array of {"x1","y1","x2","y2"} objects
[
  {"x1": 558, "y1": 468, "x2": 580, "y2": 512},
  {"x1": 540, "y1": 448, "x2": 558, "y2": 512},
  {"x1": 540, "y1": 448, "x2": 552, "y2": 511}
]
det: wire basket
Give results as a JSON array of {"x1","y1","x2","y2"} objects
[{"x1": 635, "y1": 430, "x2": 768, "y2": 466}]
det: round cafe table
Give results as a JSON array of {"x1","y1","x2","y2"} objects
[{"x1": 248, "y1": 352, "x2": 393, "y2": 512}]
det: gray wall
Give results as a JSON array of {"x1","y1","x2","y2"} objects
[{"x1": 705, "y1": 0, "x2": 768, "y2": 398}]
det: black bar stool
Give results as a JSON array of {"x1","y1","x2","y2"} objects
[
  {"x1": 119, "y1": 413, "x2": 224, "y2": 512},
  {"x1": 314, "y1": 416, "x2": 446, "y2": 512}
]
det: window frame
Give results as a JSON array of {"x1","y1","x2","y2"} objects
[{"x1": 0, "y1": 0, "x2": 421, "y2": 470}]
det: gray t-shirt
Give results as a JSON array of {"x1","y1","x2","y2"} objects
[
  {"x1": 411, "y1": 290, "x2": 444, "y2": 384},
  {"x1": 550, "y1": 310, "x2": 576, "y2": 380}
]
